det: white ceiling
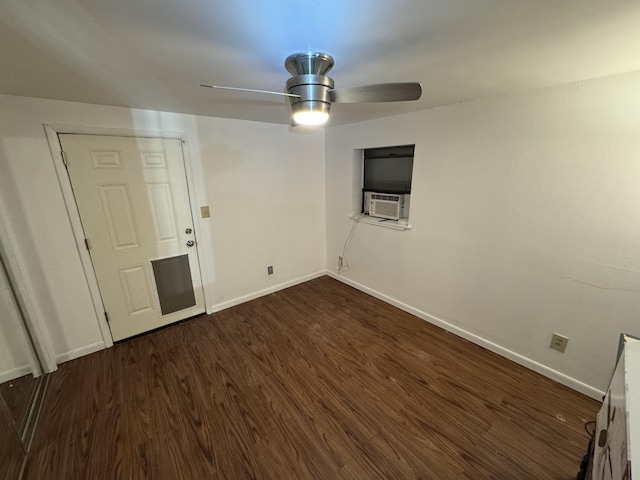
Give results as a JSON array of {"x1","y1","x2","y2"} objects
[{"x1": 2, "y1": 0, "x2": 640, "y2": 126}]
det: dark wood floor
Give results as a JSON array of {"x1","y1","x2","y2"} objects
[{"x1": 25, "y1": 276, "x2": 598, "y2": 479}]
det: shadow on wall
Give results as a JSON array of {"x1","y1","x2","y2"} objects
[{"x1": 191, "y1": 132, "x2": 251, "y2": 306}]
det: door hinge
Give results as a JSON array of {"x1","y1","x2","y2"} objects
[
  {"x1": 61, "y1": 151, "x2": 68, "y2": 167},
  {"x1": 104, "y1": 311, "x2": 110, "y2": 323},
  {"x1": 84, "y1": 238, "x2": 91, "y2": 251}
]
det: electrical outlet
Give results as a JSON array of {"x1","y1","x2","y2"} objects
[
  {"x1": 550, "y1": 333, "x2": 569, "y2": 353},
  {"x1": 338, "y1": 256, "x2": 344, "y2": 268},
  {"x1": 267, "y1": 265, "x2": 274, "y2": 275}
]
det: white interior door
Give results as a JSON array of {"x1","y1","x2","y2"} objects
[{"x1": 59, "y1": 134, "x2": 205, "y2": 341}]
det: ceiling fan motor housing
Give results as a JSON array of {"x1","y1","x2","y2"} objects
[
  {"x1": 285, "y1": 52, "x2": 334, "y2": 76},
  {"x1": 286, "y1": 74, "x2": 335, "y2": 119}
]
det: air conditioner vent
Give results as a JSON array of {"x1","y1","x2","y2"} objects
[
  {"x1": 373, "y1": 201, "x2": 399, "y2": 218},
  {"x1": 368, "y1": 191, "x2": 405, "y2": 220},
  {"x1": 371, "y1": 193, "x2": 400, "y2": 202}
]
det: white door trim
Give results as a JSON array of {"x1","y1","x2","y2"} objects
[{"x1": 44, "y1": 124, "x2": 211, "y2": 347}]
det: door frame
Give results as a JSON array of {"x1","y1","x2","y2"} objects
[{"x1": 44, "y1": 124, "x2": 210, "y2": 347}]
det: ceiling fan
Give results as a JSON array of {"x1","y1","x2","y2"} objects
[{"x1": 201, "y1": 52, "x2": 422, "y2": 126}]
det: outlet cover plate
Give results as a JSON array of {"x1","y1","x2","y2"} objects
[{"x1": 550, "y1": 333, "x2": 569, "y2": 353}]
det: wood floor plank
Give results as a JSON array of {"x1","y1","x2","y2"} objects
[
  {"x1": 24, "y1": 276, "x2": 599, "y2": 479},
  {"x1": 339, "y1": 427, "x2": 465, "y2": 480}
]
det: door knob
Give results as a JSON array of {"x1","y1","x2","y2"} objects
[{"x1": 186, "y1": 240, "x2": 195, "y2": 247}]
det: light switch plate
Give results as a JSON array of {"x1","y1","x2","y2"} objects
[{"x1": 200, "y1": 206, "x2": 210, "y2": 218}]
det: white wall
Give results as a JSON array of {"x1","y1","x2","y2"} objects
[
  {"x1": 0, "y1": 94, "x2": 326, "y2": 362},
  {"x1": 325, "y1": 70, "x2": 640, "y2": 396},
  {"x1": 0, "y1": 260, "x2": 37, "y2": 383}
]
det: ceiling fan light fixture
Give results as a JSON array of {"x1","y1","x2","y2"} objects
[
  {"x1": 202, "y1": 52, "x2": 421, "y2": 126},
  {"x1": 291, "y1": 101, "x2": 330, "y2": 126},
  {"x1": 293, "y1": 110, "x2": 329, "y2": 126}
]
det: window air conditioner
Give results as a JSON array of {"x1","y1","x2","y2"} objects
[{"x1": 368, "y1": 193, "x2": 405, "y2": 220}]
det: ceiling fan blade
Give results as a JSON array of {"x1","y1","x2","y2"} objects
[
  {"x1": 329, "y1": 82, "x2": 422, "y2": 103},
  {"x1": 200, "y1": 84, "x2": 300, "y2": 98}
]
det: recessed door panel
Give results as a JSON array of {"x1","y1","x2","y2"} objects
[
  {"x1": 98, "y1": 183, "x2": 140, "y2": 251},
  {"x1": 141, "y1": 151, "x2": 167, "y2": 168},
  {"x1": 119, "y1": 265, "x2": 155, "y2": 315},
  {"x1": 147, "y1": 183, "x2": 178, "y2": 242},
  {"x1": 90, "y1": 149, "x2": 123, "y2": 169}
]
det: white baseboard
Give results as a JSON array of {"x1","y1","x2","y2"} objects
[
  {"x1": 211, "y1": 271, "x2": 326, "y2": 314},
  {"x1": 327, "y1": 271, "x2": 604, "y2": 400},
  {"x1": 0, "y1": 365, "x2": 33, "y2": 384},
  {"x1": 52, "y1": 273, "x2": 325, "y2": 364},
  {"x1": 55, "y1": 341, "x2": 105, "y2": 364}
]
